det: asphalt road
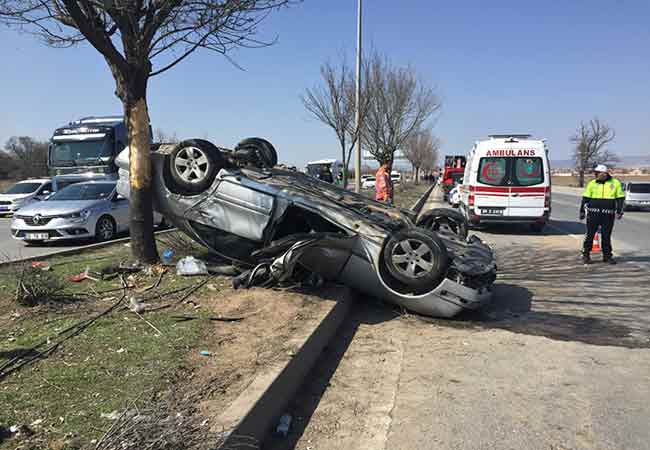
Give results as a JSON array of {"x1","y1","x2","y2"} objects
[
  {"x1": 549, "y1": 190, "x2": 650, "y2": 259},
  {"x1": 273, "y1": 187, "x2": 650, "y2": 450}
]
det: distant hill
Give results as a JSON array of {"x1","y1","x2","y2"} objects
[{"x1": 551, "y1": 155, "x2": 650, "y2": 169}]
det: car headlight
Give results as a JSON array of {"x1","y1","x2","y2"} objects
[{"x1": 61, "y1": 210, "x2": 92, "y2": 221}]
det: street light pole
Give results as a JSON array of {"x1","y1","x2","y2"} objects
[{"x1": 354, "y1": 0, "x2": 362, "y2": 193}]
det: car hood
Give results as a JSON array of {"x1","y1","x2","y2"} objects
[
  {"x1": 0, "y1": 193, "x2": 32, "y2": 202},
  {"x1": 16, "y1": 199, "x2": 104, "y2": 216}
]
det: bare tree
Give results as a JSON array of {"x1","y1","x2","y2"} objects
[
  {"x1": 0, "y1": 0, "x2": 292, "y2": 263},
  {"x1": 571, "y1": 118, "x2": 618, "y2": 187},
  {"x1": 301, "y1": 55, "x2": 370, "y2": 188},
  {"x1": 403, "y1": 129, "x2": 439, "y2": 184},
  {"x1": 153, "y1": 128, "x2": 179, "y2": 144},
  {"x1": 4, "y1": 136, "x2": 49, "y2": 178},
  {"x1": 362, "y1": 53, "x2": 440, "y2": 198}
]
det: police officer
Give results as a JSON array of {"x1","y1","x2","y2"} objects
[{"x1": 579, "y1": 164, "x2": 625, "y2": 265}]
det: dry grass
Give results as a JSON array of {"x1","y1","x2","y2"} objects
[{"x1": 552, "y1": 175, "x2": 650, "y2": 187}]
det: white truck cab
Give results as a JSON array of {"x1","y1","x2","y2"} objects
[{"x1": 458, "y1": 134, "x2": 551, "y2": 232}]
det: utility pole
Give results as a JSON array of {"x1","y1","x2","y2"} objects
[{"x1": 354, "y1": 0, "x2": 363, "y2": 193}]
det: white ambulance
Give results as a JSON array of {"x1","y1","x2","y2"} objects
[{"x1": 458, "y1": 134, "x2": 551, "y2": 231}]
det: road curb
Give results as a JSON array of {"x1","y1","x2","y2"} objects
[
  {"x1": 216, "y1": 286, "x2": 353, "y2": 448},
  {"x1": 0, "y1": 228, "x2": 177, "y2": 267}
]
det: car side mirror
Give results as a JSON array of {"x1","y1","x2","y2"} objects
[{"x1": 41, "y1": 190, "x2": 51, "y2": 196}]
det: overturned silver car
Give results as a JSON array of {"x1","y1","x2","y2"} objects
[{"x1": 116, "y1": 138, "x2": 496, "y2": 318}]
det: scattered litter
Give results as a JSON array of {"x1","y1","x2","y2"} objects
[
  {"x1": 199, "y1": 350, "x2": 210, "y2": 357},
  {"x1": 30, "y1": 418, "x2": 43, "y2": 426},
  {"x1": 207, "y1": 284, "x2": 218, "y2": 291},
  {"x1": 116, "y1": 348, "x2": 126, "y2": 354},
  {"x1": 30, "y1": 261, "x2": 51, "y2": 271},
  {"x1": 161, "y1": 249, "x2": 174, "y2": 264},
  {"x1": 101, "y1": 411, "x2": 122, "y2": 420},
  {"x1": 275, "y1": 413, "x2": 292, "y2": 437},
  {"x1": 9, "y1": 425, "x2": 19, "y2": 433},
  {"x1": 176, "y1": 256, "x2": 209, "y2": 276},
  {"x1": 128, "y1": 297, "x2": 145, "y2": 314},
  {"x1": 65, "y1": 267, "x2": 98, "y2": 283},
  {"x1": 100, "y1": 263, "x2": 142, "y2": 280}
]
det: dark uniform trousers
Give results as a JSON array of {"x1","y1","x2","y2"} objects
[{"x1": 583, "y1": 212, "x2": 615, "y2": 258}]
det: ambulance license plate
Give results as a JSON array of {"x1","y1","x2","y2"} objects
[
  {"x1": 26, "y1": 233, "x2": 49, "y2": 241},
  {"x1": 480, "y1": 208, "x2": 504, "y2": 216}
]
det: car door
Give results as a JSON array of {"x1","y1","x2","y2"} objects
[
  {"x1": 109, "y1": 193, "x2": 130, "y2": 232},
  {"x1": 474, "y1": 156, "x2": 509, "y2": 217},
  {"x1": 507, "y1": 157, "x2": 546, "y2": 218},
  {"x1": 188, "y1": 174, "x2": 275, "y2": 242}
]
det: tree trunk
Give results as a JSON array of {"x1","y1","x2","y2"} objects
[
  {"x1": 387, "y1": 157, "x2": 394, "y2": 203},
  {"x1": 578, "y1": 168, "x2": 585, "y2": 188},
  {"x1": 415, "y1": 166, "x2": 420, "y2": 184},
  {"x1": 341, "y1": 143, "x2": 348, "y2": 189},
  {"x1": 125, "y1": 97, "x2": 159, "y2": 264}
]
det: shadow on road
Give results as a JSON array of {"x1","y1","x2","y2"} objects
[
  {"x1": 476, "y1": 220, "x2": 584, "y2": 236},
  {"x1": 449, "y1": 245, "x2": 650, "y2": 349},
  {"x1": 264, "y1": 298, "x2": 398, "y2": 450}
]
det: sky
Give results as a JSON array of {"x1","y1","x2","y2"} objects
[{"x1": 1, "y1": 0, "x2": 649, "y2": 168}]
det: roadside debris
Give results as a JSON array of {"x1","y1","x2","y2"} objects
[
  {"x1": 30, "y1": 261, "x2": 51, "y2": 271},
  {"x1": 161, "y1": 248, "x2": 174, "y2": 264},
  {"x1": 15, "y1": 265, "x2": 64, "y2": 306},
  {"x1": 176, "y1": 256, "x2": 209, "y2": 276},
  {"x1": 199, "y1": 350, "x2": 210, "y2": 357},
  {"x1": 275, "y1": 413, "x2": 292, "y2": 437},
  {"x1": 65, "y1": 267, "x2": 98, "y2": 283}
]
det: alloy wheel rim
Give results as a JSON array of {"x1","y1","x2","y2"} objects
[
  {"x1": 99, "y1": 219, "x2": 113, "y2": 240},
  {"x1": 391, "y1": 238, "x2": 435, "y2": 278},
  {"x1": 174, "y1": 146, "x2": 210, "y2": 183}
]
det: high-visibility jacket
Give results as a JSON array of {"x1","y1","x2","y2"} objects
[
  {"x1": 375, "y1": 166, "x2": 392, "y2": 202},
  {"x1": 580, "y1": 176, "x2": 625, "y2": 216}
]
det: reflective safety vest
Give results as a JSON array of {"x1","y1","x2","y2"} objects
[
  {"x1": 582, "y1": 177, "x2": 625, "y2": 216},
  {"x1": 582, "y1": 178, "x2": 625, "y2": 200}
]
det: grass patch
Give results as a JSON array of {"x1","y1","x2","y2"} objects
[
  {"x1": 0, "y1": 232, "x2": 229, "y2": 449},
  {"x1": 392, "y1": 182, "x2": 432, "y2": 209}
]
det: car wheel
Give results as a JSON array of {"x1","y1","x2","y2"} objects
[
  {"x1": 417, "y1": 208, "x2": 469, "y2": 240},
  {"x1": 382, "y1": 229, "x2": 449, "y2": 290},
  {"x1": 168, "y1": 139, "x2": 224, "y2": 194},
  {"x1": 234, "y1": 137, "x2": 278, "y2": 168},
  {"x1": 95, "y1": 216, "x2": 116, "y2": 242}
]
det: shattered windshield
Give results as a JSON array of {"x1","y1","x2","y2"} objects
[{"x1": 50, "y1": 139, "x2": 113, "y2": 165}]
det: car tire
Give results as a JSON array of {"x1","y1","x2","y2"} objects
[
  {"x1": 382, "y1": 228, "x2": 449, "y2": 290},
  {"x1": 95, "y1": 215, "x2": 116, "y2": 242},
  {"x1": 417, "y1": 208, "x2": 469, "y2": 240},
  {"x1": 234, "y1": 137, "x2": 278, "y2": 168},
  {"x1": 168, "y1": 139, "x2": 224, "y2": 194}
]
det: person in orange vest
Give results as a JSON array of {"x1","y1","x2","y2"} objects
[{"x1": 375, "y1": 162, "x2": 392, "y2": 203}]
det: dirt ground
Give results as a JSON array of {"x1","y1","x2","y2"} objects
[
  {"x1": 0, "y1": 238, "x2": 337, "y2": 449},
  {"x1": 268, "y1": 229, "x2": 650, "y2": 450}
]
